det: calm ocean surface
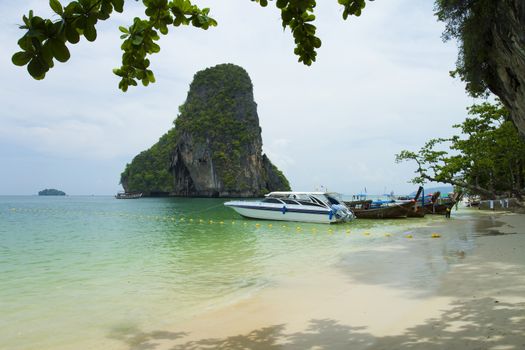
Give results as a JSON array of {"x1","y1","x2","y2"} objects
[{"x1": 0, "y1": 196, "x2": 479, "y2": 350}]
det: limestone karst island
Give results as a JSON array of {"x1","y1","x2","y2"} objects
[{"x1": 120, "y1": 64, "x2": 290, "y2": 197}]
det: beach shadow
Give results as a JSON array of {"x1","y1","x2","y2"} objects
[
  {"x1": 109, "y1": 320, "x2": 373, "y2": 350},
  {"x1": 170, "y1": 324, "x2": 287, "y2": 350},
  {"x1": 285, "y1": 319, "x2": 372, "y2": 350},
  {"x1": 472, "y1": 214, "x2": 518, "y2": 236},
  {"x1": 107, "y1": 324, "x2": 188, "y2": 350},
  {"x1": 371, "y1": 297, "x2": 525, "y2": 350},
  {"x1": 109, "y1": 301, "x2": 525, "y2": 350}
]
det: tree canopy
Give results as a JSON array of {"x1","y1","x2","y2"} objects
[
  {"x1": 12, "y1": 0, "x2": 371, "y2": 91},
  {"x1": 396, "y1": 102, "x2": 525, "y2": 199},
  {"x1": 434, "y1": 0, "x2": 497, "y2": 97}
]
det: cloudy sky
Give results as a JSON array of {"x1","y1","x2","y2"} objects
[{"x1": 0, "y1": 0, "x2": 477, "y2": 195}]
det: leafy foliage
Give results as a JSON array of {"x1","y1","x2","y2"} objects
[
  {"x1": 120, "y1": 127, "x2": 178, "y2": 192},
  {"x1": 396, "y1": 102, "x2": 525, "y2": 198},
  {"x1": 263, "y1": 154, "x2": 291, "y2": 193},
  {"x1": 434, "y1": 0, "x2": 498, "y2": 97},
  {"x1": 14, "y1": 0, "x2": 372, "y2": 91}
]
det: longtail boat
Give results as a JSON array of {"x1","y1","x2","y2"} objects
[
  {"x1": 422, "y1": 191, "x2": 462, "y2": 215},
  {"x1": 115, "y1": 192, "x2": 143, "y2": 199},
  {"x1": 395, "y1": 186, "x2": 427, "y2": 218},
  {"x1": 344, "y1": 199, "x2": 414, "y2": 219}
]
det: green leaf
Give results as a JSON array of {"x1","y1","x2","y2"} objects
[
  {"x1": 276, "y1": 0, "x2": 288, "y2": 9},
  {"x1": 27, "y1": 58, "x2": 47, "y2": 79},
  {"x1": 281, "y1": 10, "x2": 293, "y2": 23},
  {"x1": 119, "y1": 26, "x2": 129, "y2": 33},
  {"x1": 12, "y1": 51, "x2": 32, "y2": 66},
  {"x1": 111, "y1": 0, "x2": 124, "y2": 12},
  {"x1": 84, "y1": 25, "x2": 97, "y2": 41},
  {"x1": 49, "y1": 0, "x2": 63, "y2": 15},
  {"x1": 41, "y1": 41, "x2": 55, "y2": 66},
  {"x1": 18, "y1": 37, "x2": 33, "y2": 52},
  {"x1": 147, "y1": 70, "x2": 155, "y2": 83},
  {"x1": 65, "y1": 25, "x2": 80, "y2": 44},
  {"x1": 49, "y1": 38, "x2": 70, "y2": 62},
  {"x1": 132, "y1": 35, "x2": 143, "y2": 45}
]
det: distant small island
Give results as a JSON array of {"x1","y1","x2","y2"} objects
[{"x1": 38, "y1": 189, "x2": 66, "y2": 196}]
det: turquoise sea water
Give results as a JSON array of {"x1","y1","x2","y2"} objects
[{"x1": 0, "y1": 196, "x2": 481, "y2": 350}]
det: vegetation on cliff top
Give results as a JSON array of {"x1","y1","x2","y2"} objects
[
  {"x1": 120, "y1": 128, "x2": 177, "y2": 193},
  {"x1": 263, "y1": 154, "x2": 291, "y2": 193},
  {"x1": 175, "y1": 64, "x2": 262, "y2": 190}
]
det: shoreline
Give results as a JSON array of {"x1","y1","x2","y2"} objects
[{"x1": 122, "y1": 210, "x2": 525, "y2": 349}]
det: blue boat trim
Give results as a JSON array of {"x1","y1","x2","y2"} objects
[{"x1": 230, "y1": 205, "x2": 330, "y2": 216}]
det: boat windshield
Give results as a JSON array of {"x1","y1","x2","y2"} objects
[
  {"x1": 325, "y1": 195, "x2": 341, "y2": 205},
  {"x1": 267, "y1": 193, "x2": 329, "y2": 208}
]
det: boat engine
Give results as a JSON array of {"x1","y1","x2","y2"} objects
[{"x1": 331, "y1": 204, "x2": 354, "y2": 222}]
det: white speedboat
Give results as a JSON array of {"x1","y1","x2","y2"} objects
[{"x1": 224, "y1": 192, "x2": 354, "y2": 224}]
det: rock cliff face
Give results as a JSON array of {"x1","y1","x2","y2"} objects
[
  {"x1": 485, "y1": 0, "x2": 525, "y2": 136},
  {"x1": 120, "y1": 64, "x2": 290, "y2": 197}
]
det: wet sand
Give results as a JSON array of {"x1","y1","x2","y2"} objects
[{"x1": 121, "y1": 211, "x2": 525, "y2": 350}]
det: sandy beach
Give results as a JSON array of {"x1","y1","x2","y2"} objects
[{"x1": 112, "y1": 210, "x2": 525, "y2": 350}]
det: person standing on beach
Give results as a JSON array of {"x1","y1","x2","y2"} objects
[{"x1": 445, "y1": 207, "x2": 451, "y2": 218}]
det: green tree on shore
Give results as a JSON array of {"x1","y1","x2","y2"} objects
[{"x1": 396, "y1": 102, "x2": 525, "y2": 199}]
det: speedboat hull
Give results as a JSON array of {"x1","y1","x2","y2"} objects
[{"x1": 224, "y1": 201, "x2": 344, "y2": 224}]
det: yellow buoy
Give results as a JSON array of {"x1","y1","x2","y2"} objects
[
  {"x1": 363, "y1": 232, "x2": 370, "y2": 236},
  {"x1": 406, "y1": 234, "x2": 413, "y2": 239},
  {"x1": 268, "y1": 224, "x2": 272, "y2": 228},
  {"x1": 384, "y1": 233, "x2": 392, "y2": 237},
  {"x1": 431, "y1": 233, "x2": 441, "y2": 238},
  {"x1": 219, "y1": 221, "x2": 224, "y2": 225},
  {"x1": 255, "y1": 223, "x2": 261, "y2": 227}
]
